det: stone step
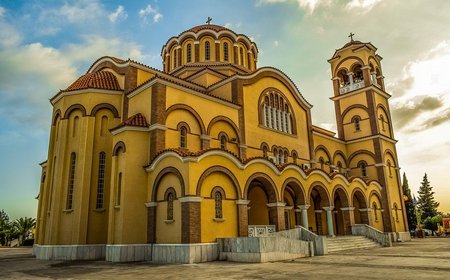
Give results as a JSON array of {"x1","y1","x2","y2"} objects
[{"x1": 326, "y1": 236, "x2": 381, "y2": 253}]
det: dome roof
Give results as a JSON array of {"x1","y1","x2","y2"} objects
[
  {"x1": 65, "y1": 71, "x2": 121, "y2": 92},
  {"x1": 186, "y1": 24, "x2": 230, "y2": 33}
]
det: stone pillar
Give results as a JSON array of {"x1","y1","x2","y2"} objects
[
  {"x1": 348, "y1": 72, "x2": 354, "y2": 86},
  {"x1": 332, "y1": 77, "x2": 341, "y2": 96},
  {"x1": 145, "y1": 202, "x2": 157, "y2": 243},
  {"x1": 267, "y1": 202, "x2": 286, "y2": 231},
  {"x1": 359, "y1": 208, "x2": 372, "y2": 225},
  {"x1": 323, "y1": 206, "x2": 335, "y2": 237},
  {"x1": 236, "y1": 200, "x2": 250, "y2": 237},
  {"x1": 362, "y1": 65, "x2": 371, "y2": 86},
  {"x1": 340, "y1": 207, "x2": 355, "y2": 235},
  {"x1": 180, "y1": 197, "x2": 202, "y2": 243},
  {"x1": 298, "y1": 205, "x2": 310, "y2": 230}
]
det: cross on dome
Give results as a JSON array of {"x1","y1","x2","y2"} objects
[
  {"x1": 206, "y1": 17, "x2": 212, "y2": 24},
  {"x1": 348, "y1": 32, "x2": 355, "y2": 42}
]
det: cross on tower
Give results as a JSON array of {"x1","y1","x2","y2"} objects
[
  {"x1": 206, "y1": 17, "x2": 212, "y2": 25},
  {"x1": 348, "y1": 32, "x2": 355, "y2": 42}
]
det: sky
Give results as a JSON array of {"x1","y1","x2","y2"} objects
[{"x1": 0, "y1": 0, "x2": 449, "y2": 220}]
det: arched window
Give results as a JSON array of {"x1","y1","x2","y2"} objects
[
  {"x1": 187, "y1": 43, "x2": 192, "y2": 63},
  {"x1": 262, "y1": 145, "x2": 268, "y2": 158},
  {"x1": 380, "y1": 115, "x2": 385, "y2": 131},
  {"x1": 205, "y1": 41, "x2": 210, "y2": 60},
  {"x1": 214, "y1": 191, "x2": 223, "y2": 219},
  {"x1": 174, "y1": 50, "x2": 177, "y2": 68},
  {"x1": 292, "y1": 151, "x2": 298, "y2": 164},
  {"x1": 220, "y1": 134, "x2": 227, "y2": 150},
  {"x1": 100, "y1": 115, "x2": 108, "y2": 136},
  {"x1": 353, "y1": 65, "x2": 363, "y2": 83},
  {"x1": 372, "y1": 202, "x2": 378, "y2": 221},
  {"x1": 273, "y1": 148, "x2": 278, "y2": 164},
  {"x1": 319, "y1": 157, "x2": 325, "y2": 169},
  {"x1": 167, "y1": 192, "x2": 174, "y2": 220},
  {"x1": 284, "y1": 150, "x2": 289, "y2": 164},
  {"x1": 387, "y1": 160, "x2": 392, "y2": 177},
  {"x1": 116, "y1": 172, "x2": 122, "y2": 206},
  {"x1": 223, "y1": 42, "x2": 229, "y2": 61},
  {"x1": 96, "y1": 152, "x2": 106, "y2": 209},
  {"x1": 66, "y1": 152, "x2": 76, "y2": 210},
  {"x1": 394, "y1": 203, "x2": 399, "y2": 222},
  {"x1": 358, "y1": 161, "x2": 367, "y2": 177},
  {"x1": 278, "y1": 149, "x2": 283, "y2": 164},
  {"x1": 353, "y1": 116, "x2": 361, "y2": 131},
  {"x1": 261, "y1": 91, "x2": 293, "y2": 134},
  {"x1": 212, "y1": 187, "x2": 225, "y2": 219},
  {"x1": 180, "y1": 126, "x2": 187, "y2": 148},
  {"x1": 72, "y1": 116, "x2": 79, "y2": 137},
  {"x1": 239, "y1": 47, "x2": 244, "y2": 65}
]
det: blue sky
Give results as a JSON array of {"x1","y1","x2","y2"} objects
[{"x1": 1, "y1": 0, "x2": 450, "y2": 219}]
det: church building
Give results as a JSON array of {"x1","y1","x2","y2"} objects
[{"x1": 35, "y1": 22, "x2": 409, "y2": 262}]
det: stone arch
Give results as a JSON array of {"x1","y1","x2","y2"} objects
[
  {"x1": 196, "y1": 166, "x2": 242, "y2": 199},
  {"x1": 383, "y1": 149, "x2": 398, "y2": 166},
  {"x1": 52, "y1": 109, "x2": 62, "y2": 125},
  {"x1": 333, "y1": 185, "x2": 351, "y2": 235},
  {"x1": 244, "y1": 172, "x2": 278, "y2": 203},
  {"x1": 63, "y1": 104, "x2": 87, "y2": 119},
  {"x1": 91, "y1": 103, "x2": 120, "y2": 118},
  {"x1": 333, "y1": 56, "x2": 365, "y2": 77},
  {"x1": 112, "y1": 141, "x2": 126, "y2": 156},
  {"x1": 314, "y1": 145, "x2": 332, "y2": 163},
  {"x1": 352, "y1": 188, "x2": 369, "y2": 225},
  {"x1": 333, "y1": 150, "x2": 348, "y2": 167},
  {"x1": 332, "y1": 185, "x2": 350, "y2": 207},
  {"x1": 348, "y1": 150, "x2": 376, "y2": 166},
  {"x1": 308, "y1": 182, "x2": 331, "y2": 207},
  {"x1": 151, "y1": 167, "x2": 185, "y2": 202},
  {"x1": 165, "y1": 104, "x2": 206, "y2": 134},
  {"x1": 281, "y1": 177, "x2": 306, "y2": 206},
  {"x1": 341, "y1": 104, "x2": 369, "y2": 122},
  {"x1": 206, "y1": 115, "x2": 240, "y2": 143}
]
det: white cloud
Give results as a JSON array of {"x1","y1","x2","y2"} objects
[
  {"x1": 109, "y1": 5, "x2": 127, "y2": 23},
  {"x1": 0, "y1": 6, "x2": 6, "y2": 17},
  {"x1": 256, "y1": 0, "x2": 330, "y2": 13},
  {"x1": 57, "y1": 0, "x2": 105, "y2": 23},
  {"x1": 346, "y1": 0, "x2": 382, "y2": 13},
  {"x1": 274, "y1": 40, "x2": 279, "y2": 47},
  {"x1": 139, "y1": 4, "x2": 163, "y2": 23},
  {"x1": 0, "y1": 21, "x2": 22, "y2": 48}
]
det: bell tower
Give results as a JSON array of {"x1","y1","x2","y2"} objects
[{"x1": 327, "y1": 36, "x2": 408, "y2": 233}]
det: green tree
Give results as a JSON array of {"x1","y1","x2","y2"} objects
[
  {"x1": 417, "y1": 173, "x2": 440, "y2": 220},
  {"x1": 0, "y1": 209, "x2": 11, "y2": 245},
  {"x1": 13, "y1": 217, "x2": 36, "y2": 245},
  {"x1": 423, "y1": 215, "x2": 442, "y2": 234},
  {"x1": 401, "y1": 173, "x2": 416, "y2": 230}
]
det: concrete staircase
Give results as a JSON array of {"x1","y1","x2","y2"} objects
[{"x1": 326, "y1": 236, "x2": 381, "y2": 253}]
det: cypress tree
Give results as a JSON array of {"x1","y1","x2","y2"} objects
[
  {"x1": 417, "y1": 173, "x2": 439, "y2": 220},
  {"x1": 401, "y1": 173, "x2": 416, "y2": 230}
]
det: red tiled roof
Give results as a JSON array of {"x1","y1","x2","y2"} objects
[
  {"x1": 121, "y1": 113, "x2": 149, "y2": 127},
  {"x1": 65, "y1": 71, "x2": 121, "y2": 92}
]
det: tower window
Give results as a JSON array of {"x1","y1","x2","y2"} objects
[
  {"x1": 187, "y1": 43, "x2": 192, "y2": 63},
  {"x1": 353, "y1": 116, "x2": 361, "y2": 131},
  {"x1": 66, "y1": 152, "x2": 76, "y2": 210},
  {"x1": 205, "y1": 41, "x2": 210, "y2": 60},
  {"x1": 96, "y1": 152, "x2": 106, "y2": 209},
  {"x1": 380, "y1": 115, "x2": 385, "y2": 131},
  {"x1": 180, "y1": 126, "x2": 187, "y2": 148},
  {"x1": 167, "y1": 192, "x2": 174, "y2": 220},
  {"x1": 219, "y1": 133, "x2": 227, "y2": 150},
  {"x1": 387, "y1": 160, "x2": 392, "y2": 177},
  {"x1": 358, "y1": 161, "x2": 367, "y2": 177},
  {"x1": 223, "y1": 42, "x2": 229, "y2": 61},
  {"x1": 261, "y1": 91, "x2": 293, "y2": 134},
  {"x1": 239, "y1": 47, "x2": 244, "y2": 66}
]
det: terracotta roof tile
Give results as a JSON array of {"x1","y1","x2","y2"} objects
[
  {"x1": 122, "y1": 113, "x2": 148, "y2": 127},
  {"x1": 65, "y1": 71, "x2": 121, "y2": 92}
]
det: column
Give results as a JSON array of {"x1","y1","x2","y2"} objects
[
  {"x1": 298, "y1": 205, "x2": 310, "y2": 230},
  {"x1": 267, "y1": 202, "x2": 286, "y2": 231},
  {"x1": 236, "y1": 200, "x2": 250, "y2": 237},
  {"x1": 180, "y1": 196, "x2": 202, "y2": 243},
  {"x1": 340, "y1": 207, "x2": 355, "y2": 235},
  {"x1": 359, "y1": 208, "x2": 372, "y2": 225},
  {"x1": 145, "y1": 202, "x2": 157, "y2": 243},
  {"x1": 348, "y1": 72, "x2": 354, "y2": 86},
  {"x1": 323, "y1": 206, "x2": 335, "y2": 237}
]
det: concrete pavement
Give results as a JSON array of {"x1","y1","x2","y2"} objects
[{"x1": 1, "y1": 238, "x2": 449, "y2": 279}]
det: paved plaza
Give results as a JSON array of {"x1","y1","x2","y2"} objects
[{"x1": 1, "y1": 238, "x2": 450, "y2": 279}]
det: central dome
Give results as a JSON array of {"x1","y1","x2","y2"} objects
[{"x1": 161, "y1": 24, "x2": 258, "y2": 74}]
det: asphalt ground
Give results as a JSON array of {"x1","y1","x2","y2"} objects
[{"x1": 1, "y1": 237, "x2": 449, "y2": 279}]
